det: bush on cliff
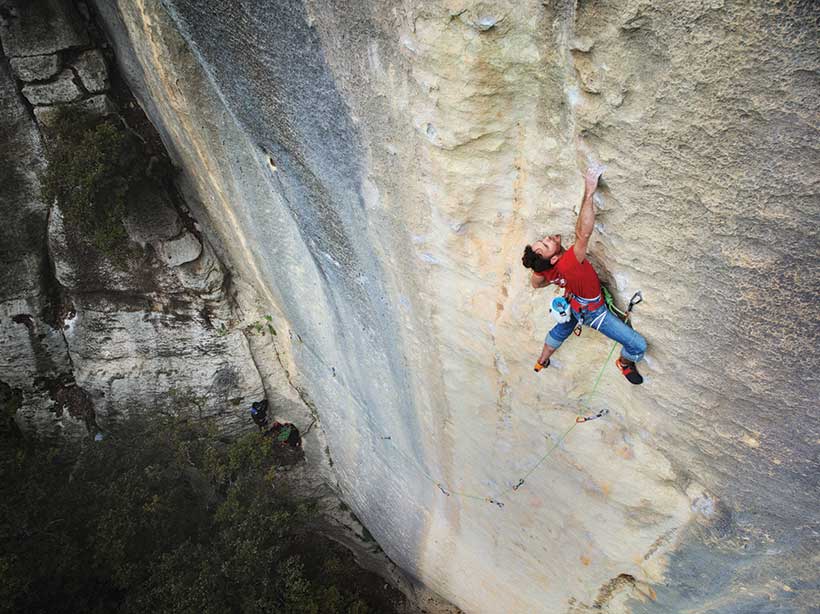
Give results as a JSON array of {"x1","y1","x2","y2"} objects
[
  {"x1": 0, "y1": 418, "x2": 404, "y2": 614},
  {"x1": 40, "y1": 110, "x2": 173, "y2": 257}
]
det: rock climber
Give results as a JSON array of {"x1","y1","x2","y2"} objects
[
  {"x1": 250, "y1": 400, "x2": 269, "y2": 430},
  {"x1": 521, "y1": 167, "x2": 647, "y2": 384}
]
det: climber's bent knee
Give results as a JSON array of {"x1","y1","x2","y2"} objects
[
  {"x1": 546, "y1": 332, "x2": 564, "y2": 350},
  {"x1": 621, "y1": 329, "x2": 647, "y2": 363}
]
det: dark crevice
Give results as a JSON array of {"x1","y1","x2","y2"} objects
[
  {"x1": 0, "y1": 380, "x2": 23, "y2": 439},
  {"x1": 593, "y1": 573, "x2": 637, "y2": 609},
  {"x1": 40, "y1": 205, "x2": 70, "y2": 329}
]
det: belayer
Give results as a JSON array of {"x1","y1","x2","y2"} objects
[
  {"x1": 522, "y1": 166, "x2": 647, "y2": 384},
  {"x1": 250, "y1": 400, "x2": 269, "y2": 430}
]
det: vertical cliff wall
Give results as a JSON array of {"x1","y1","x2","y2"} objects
[
  {"x1": 0, "y1": 0, "x2": 267, "y2": 438},
  {"x1": 88, "y1": 1, "x2": 818, "y2": 612}
]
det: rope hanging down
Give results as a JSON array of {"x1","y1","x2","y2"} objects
[{"x1": 285, "y1": 290, "x2": 642, "y2": 510}]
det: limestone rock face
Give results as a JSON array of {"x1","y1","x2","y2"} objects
[
  {"x1": 41, "y1": 190, "x2": 263, "y2": 434},
  {"x1": 71, "y1": 49, "x2": 108, "y2": 93},
  {"x1": 0, "y1": 57, "x2": 83, "y2": 438},
  {"x1": 0, "y1": 11, "x2": 265, "y2": 440},
  {"x1": 9, "y1": 53, "x2": 60, "y2": 81},
  {"x1": 33, "y1": 93, "x2": 115, "y2": 128},
  {"x1": 0, "y1": 0, "x2": 88, "y2": 57},
  {"x1": 21, "y1": 68, "x2": 83, "y2": 104},
  {"x1": 81, "y1": 0, "x2": 820, "y2": 612}
]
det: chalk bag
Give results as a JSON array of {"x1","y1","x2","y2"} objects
[{"x1": 549, "y1": 296, "x2": 571, "y2": 324}]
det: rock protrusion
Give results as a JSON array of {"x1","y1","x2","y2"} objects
[
  {"x1": 0, "y1": 0, "x2": 88, "y2": 58},
  {"x1": 71, "y1": 49, "x2": 108, "y2": 93},
  {"x1": 21, "y1": 68, "x2": 83, "y2": 104},
  {"x1": 33, "y1": 94, "x2": 116, "y2": 129},
  {"x1": 155, "y1": 231, "x2": 203, "y2": 267},
  {"x1": 9, "y1": 54, "x2": 60, "y2": 81}
]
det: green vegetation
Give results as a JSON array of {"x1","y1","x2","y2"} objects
[
  {"x1": 0, "y1": 418, "x2": 405, "y2": 614},
  {"x1": 247, "y1": 315, "x2": 277, "y2": 337},
  {"x1": 40, "y1": 110, "x2": 172, "y2": 256}
]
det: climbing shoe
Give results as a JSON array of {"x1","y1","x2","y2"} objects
[{"x1": 616, "y1": 357, "x2": 643, "y2": 385}]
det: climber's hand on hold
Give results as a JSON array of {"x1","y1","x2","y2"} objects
[{"x1": 585, "y1": 165, "x2": 604, "y2": 192}]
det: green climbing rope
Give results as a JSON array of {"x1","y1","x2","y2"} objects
[{"x1": 283, "y1": 291, "x2": 638, "y2": 510}]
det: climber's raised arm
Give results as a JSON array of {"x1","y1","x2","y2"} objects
[
  {"x1": 520, "y1": 163, "x2": 647, "y2": 386},
  {"x1": 573, "y1": 167, "x2": 602, "y2": 264}
]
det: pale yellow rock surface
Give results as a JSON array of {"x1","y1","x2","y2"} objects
[{"x1": 90, "y1": 1, "x2": 819, "y2": 612}]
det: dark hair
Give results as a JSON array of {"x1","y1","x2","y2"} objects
[{"x1": 522, "y1": 245, "x2": 554, "y2": 272}]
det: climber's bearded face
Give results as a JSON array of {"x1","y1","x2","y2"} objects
[{"x1": 532, "y1": 234, "x2": 562, "y2": 261}]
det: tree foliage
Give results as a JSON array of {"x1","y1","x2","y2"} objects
[{"x1": 0, "y1": 418, "x2": 404, "y2": 613}]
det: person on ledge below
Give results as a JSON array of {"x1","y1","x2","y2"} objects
[{"x1": 521, "y1": 166, "x2": 647, "y2": 385}]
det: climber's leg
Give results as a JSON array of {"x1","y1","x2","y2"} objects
[
  {"x1": 587, "y1": 305, "x2": 647, "y2": 384},
  {"x1": 587, "y1": 306, "x2": 646, "y2": 361},
  {"x1": 536, "y1": 311, "x2": 579, "y2": 368}
]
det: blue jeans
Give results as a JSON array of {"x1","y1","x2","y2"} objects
[{"x1": 546, "y1": 302, "x2": 647, "y2": 362}]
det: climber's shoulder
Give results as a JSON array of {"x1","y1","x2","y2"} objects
[{"x1": 572, "y1": 240, "x2": 588, "y2": 264}]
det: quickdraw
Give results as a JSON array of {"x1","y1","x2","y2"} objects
[
  {"x1": 575, "y1": 408, "x2": 609, "y2": 424},
  {"x1": 372, "y1": 290, "x2": 644, "y2": 510},
  {"x1": 602, "y1": 287, "x2": 643, "y2": 323}
]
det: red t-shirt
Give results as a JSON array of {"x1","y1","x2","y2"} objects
[{"x1": 536, "y1": 246, "x2": 601, "y2": 299}]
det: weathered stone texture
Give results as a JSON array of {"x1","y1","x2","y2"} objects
[
  {"x1": 9, "y1": 53, "x2": 60, "y2": 81},
  {"x1": 0, "y1": 0, "x2": 88, "y2": 57},
  {"x1": 33, "y1": 93, "x2": 116, "y2": 128},
  {"x1": 154, "y1": 230, "x2": 202, "y2": 266},
  {"x1": 72, "y1": 48, "x2": 108, "y2": 92},
  {"x1": 63, "y1": 306, "x2": 262, "y2": 432},
  {"x1": 44, "y1": 193, "x2": 263, "y2": 431},
  {"x1": 69, "y1": 0, "x2": 820, "y2": 611},
  {"x1": 0, "y1": 3, "x2": 268, "y2": 442},
  {"x1": 0, "y1": 56, "x2": 80, "y2": 438},
  {"x1": 21, "y1": 68, "x2": 82, "y2": 104}
]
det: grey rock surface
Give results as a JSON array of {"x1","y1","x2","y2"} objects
[
  {"x1": 2, "y1": 10, "x2": 423, "y2": 609},
  {"x1": 9, "y1": 53, "x2": 59, "y2": 81},
  {"x1": 33, "y1": 93, "x2": 115, "y2": 128},
  {"x1": 154, "y1": 230, "x2": 202, "y2": 267},
  {"x1": 0, "y1": 54, "x2": 80, "y2": 439},
  {"x1": 0, "y1": 0, "x2": 88, "y2": 57},
  {"x1": 121, "y1": 183, "x2": 182, "y2": 244},
  {"x1": 22, "y1": 68, "x2": 82, "y2": 104},
  {"x1": 1, "y1": 8, "x2": 267, "y2": 442},
  {"x1": 63, "y1": 306, "x2": 262, "y2": 432},
  {"x1": 43, "y1": 193, "x2": 262, "y2": 431},
  {"x1": 10, "y1": 0, "x2": 819, "y2": 612},
  {"x1": 71, "y1": 48, "x2": 107, "y2": 92}
]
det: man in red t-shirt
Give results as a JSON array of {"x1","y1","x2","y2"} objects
[{"x1": 521, "y1": 168, "x2": 647, "y2": 384}]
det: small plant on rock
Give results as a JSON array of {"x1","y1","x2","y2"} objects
[
  {"x1": 246, "y1": 314, "x2": 277, "y2": 337},
  {"x1": 40, "y1": 109, "x2": 172, "y2": 258}
]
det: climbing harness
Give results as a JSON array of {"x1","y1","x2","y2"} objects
[
  {"x1": 564, "y1": 292, "x2": 606, "y2": 336},
  {"x1": 588, "y1": 309, "x2": 607, "y2": 331}
]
